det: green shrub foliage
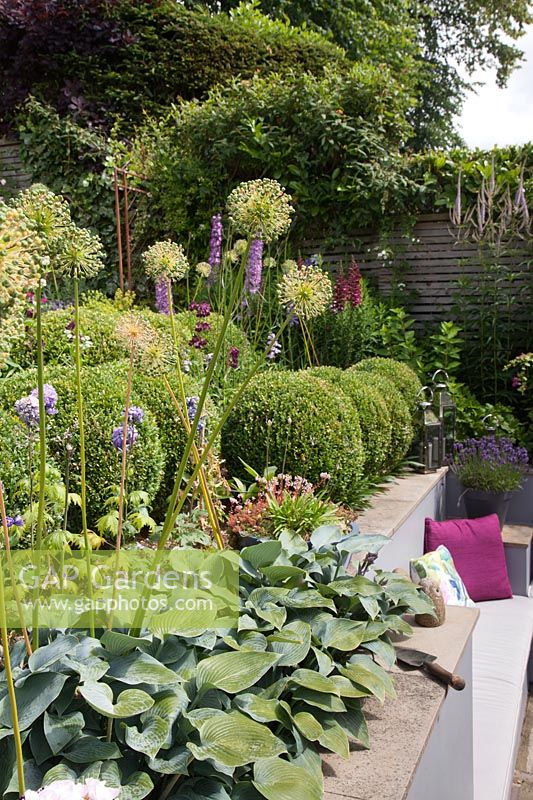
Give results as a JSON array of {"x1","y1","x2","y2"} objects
[
  {"x1": 347, "y1": 370, "x2": 414, "y2": 469},
  {"x1": 351, "y1": 357, "x2": 422, "y2": 414},
  {"x1": 222, "y1": 370, "x2": 365, "y2": 504},
  {"x1": 0, "y1": 364, "x2": 165, "y2": 524}
]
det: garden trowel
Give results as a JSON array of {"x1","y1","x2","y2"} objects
[{"x1": 395, "y1": 647, "x2": 466, "y2": 691}]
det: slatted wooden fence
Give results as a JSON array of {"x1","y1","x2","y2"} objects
[
  {"x1": 306, "y1": 213, "x2": 531, "y2": 324},
  {"x1": 0, "y1": 137, "x2": 31, "y2": 193}
]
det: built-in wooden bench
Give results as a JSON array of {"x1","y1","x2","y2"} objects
[
  {"x1": 340, "y1": 469, "x2": 533, "y2": 800},
  {"x1": 502, "y1": 525, "x2": 532, "y2": 597},
  {"x1": 323, "y1": 607, "x2": 479, "y2": 800}
]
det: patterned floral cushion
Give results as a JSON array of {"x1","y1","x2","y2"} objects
[{"x1": 410, "y1": 545, "x2": 475, "y2": 607}]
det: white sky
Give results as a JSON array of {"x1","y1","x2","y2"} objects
[{"x1": 457, "y1": 24, "x2": 533, "y2": 148}]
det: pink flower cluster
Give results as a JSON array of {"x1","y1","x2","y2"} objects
[
  {"x1": 25, "y1": 778, "x2": 120, "y2": 800},
  {"x1": 331, "y1": 259, "x2": 362, "y2": 313}
]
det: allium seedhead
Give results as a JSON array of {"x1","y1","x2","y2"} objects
[
  {"x1": 277, "y1": 264, "x2": 332, "y2": 320},
  {"x1": 116, "y1": 313, "x2": 152, "y2": 353},
  {"x1": 143, "y1": 240, "x2": 189, "y2": 281},
  {"x1": 137, "y1": 331, "x2": 177, "y2": 377},
  {"x1": 226, "y1": 179, "x2": 293, "y2": 243}
]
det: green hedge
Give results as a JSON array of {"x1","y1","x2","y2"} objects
[
  {"x1": 348, "y1": 370, "x2": 414, "y2": 469},
  {"x1": 222, "y1": 370, "x2": 365, "y2": 505},
  {"x1": 0, "y1": 364, "x2": 165, "y2": 525},
  {"x1": 11, "y1": 301, "x2": 255, "y2": 395},
  {"x1": 351, "y1": 357, "x2": 422, "y2": 414}
]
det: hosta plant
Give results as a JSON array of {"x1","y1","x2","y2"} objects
[{"x1": 0, "y1": 530, "x2": 433, "y2": 800}]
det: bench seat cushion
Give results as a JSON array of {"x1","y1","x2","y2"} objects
[{"x1": 473, "y1": 596, "x2": 533, "y2": 800}]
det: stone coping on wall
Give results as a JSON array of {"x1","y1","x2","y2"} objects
[
  {"x1": 355, "y1": 468, "x2": 448, "y2": 538},
  {"x1": 323, "y1": 606, "x2": 479, "y2": 800}
]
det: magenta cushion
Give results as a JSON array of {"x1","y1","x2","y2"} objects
[{"x1": 424, "y1": 515, "x2": 512, "y2": 602}]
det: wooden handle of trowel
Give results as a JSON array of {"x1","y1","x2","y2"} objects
[{"x1": 425, "y1": 660, "x2": 466, "y2": 691}]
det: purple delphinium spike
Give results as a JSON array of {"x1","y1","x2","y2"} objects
[
  {"x1": 208, "y1": 213, "x2": 223, "y2": 283},
  {"x1": 245, "y1": 238, "x2": 263, "y2": 294},
  {"x1": 155, "y1": 276, "x2": 173, "y2": 315}
]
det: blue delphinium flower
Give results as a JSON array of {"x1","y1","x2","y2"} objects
[{"x1": 266, "y1": 332, "x2": 282, "y2": 361}]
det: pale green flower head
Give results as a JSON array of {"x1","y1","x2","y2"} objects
[
  {"x1": 196, "y1": 261, "x2": 212, "y2": 278},
  {"x1": 278, "y1": 264, "x2": 332, "y2": 320},
  {"x1": 143, "y1": 240, "x2": 190, "y2": 281},
  {"x1": 56, "y1": 225, "x2": 105, "y2": 279},
  {"x1": 226, "y1": 179, "x2": 293, "y2": 243}
]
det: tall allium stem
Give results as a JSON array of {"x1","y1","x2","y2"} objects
[
  {"x1": 165, "y1": 282, "x2": 223, "y2": 549},
  {"x1": 73, "y1": 278, "x2": 95, "y2": 637},
  {"x1": 32, "y1": 279, "x2": 47, "y2": 650},
  {"x1": 0, "y1": 482, "x2": 32, "y2": 656},
  {"x1": 0, "y1": 521, "x2": 25, "y2": 797}
]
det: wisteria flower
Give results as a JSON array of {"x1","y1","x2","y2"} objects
[
  {"x1": 143, "y1": 240, "x2": 189, "y2": 281},
  {"x1": 277, "y1": 264, "x2": 332, "y2": 320},
  {"x1": 226, "y1": 179, "x2": 293, "y2": 242}
]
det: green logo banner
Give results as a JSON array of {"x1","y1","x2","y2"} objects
[{"x1": 2, "y1": 549, "x2": 240, "y2": 632}]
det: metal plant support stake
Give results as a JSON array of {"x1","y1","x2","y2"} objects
[{"x1": 113, "y1": 166, "x2": 150, "y2": 293}]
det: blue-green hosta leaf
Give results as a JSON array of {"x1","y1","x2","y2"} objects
[
  {"x1": 327, "y1": 576, "x2": 383, "y2": 597},
  {"x1": 253, "y1": 756, "x2": 323, "y2": 800},
  {"x1": 100, "y1": 631, "x2": 153, "y2": 656},
  {"x1": 311, "y1": 647, "x2": 334, "y2": 676},
  {"x1": 278, "y1": 529, "x2": 309, "y2": 556},
  {"x1": 233, "y1": 694, "x2": 287, "y2": 724},
  {"x1": 79, "y1": 682, "x2": 154, "y2": 718},
  {"x1": 267, "y1": 622, "x2": 311, "y2": 667},
  {"x1": 238, "y1": 631, "x2": 268, "y2": 651},
  {"x1": 260, "y1": 566, "x2": 307, "y2": 584},
  {"x1": 382, "y1": 614, "x2": 413, "y2": 635},
  {"x1": 42, "y1": 764, "x2": 77, "y2": 785},
  {"x1": 43, "y1": 711, "x2": 84, "y2": 755},
  {"x1": 281, "y1": 589, "x2": 335, "y2": 611},
  {"x1": 359, "y1": 595, "x2": 381, "y2": 620},
  {"x1": 124, "y1": 717, "x2": 171, "y2": 759},
  {"x1": 5, "y1": 758, "x2": 42, "y2": 798},
  {"x1": 63, "y1": 656, "x2": 109, "y2": 683},
  {"x1": 187, "y1": 711, "x2": 286, "y2": 768},
  {"x1": 141, "y1": 688, "x2": 189, "y2": 725},
  {"x1": 28, "y1": 636, "x2": 80, "y2": 672},
  {"x1": 338, "y1": 533, "x2": 390, "y2": 555},
  {"x1": 148, "y1": 744, "x2": 192, "y2": 775},
  {"x1": 317, "y1": 718, "x2": 350, "y2": 758},
  {"x1": 329, "y1": 675, "x2": 367, "y2": 698},
  {"x1": 241, "y1": 541, "x2": 282, "y2": 568},
  {"x1": 289, "y1": 669, "x2": 340, "y2": 695},
  {"x1": 292, "y1": 689, "x2": 346, "y2": 713},
  {"x1": 0, "y1": 672, "x2": 68, "y2": 730},
  {"x1": 363, "y1": 638, "x2": 397, "y2": 669},
  {"x1": 320, "y1": 619, "x2": 367, "y2": 651},
  {"x1": 107, "y1": 653, "x2": 180, "y2": 686},
  {"x1": 340, "y1": 655, "x2": 396, "y2": 702},
  {"x1": 291, "y1": 712, "x2": 323, "y2": 741},
  {"x1": 254, "y1": 604, "x2": 287, "y2": 630},
  {"x1": 332, "y1": 709, "x2": 369, "y2": 748},
  {"x1": 120, "y1": 771, "x2": 154, "y2": 800},
  {"x1": 197, "y1": 651, "x2": 280, "y2": 694},
  {"x1": 79, "y1": 761, "x2": 121, "y2": 786},
  {"x1": 61, "y1": 735, "x2": 121, "y2": 763},
  {"x1": 310, "y1": 524, "x2": 344, "y2": 549}
]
